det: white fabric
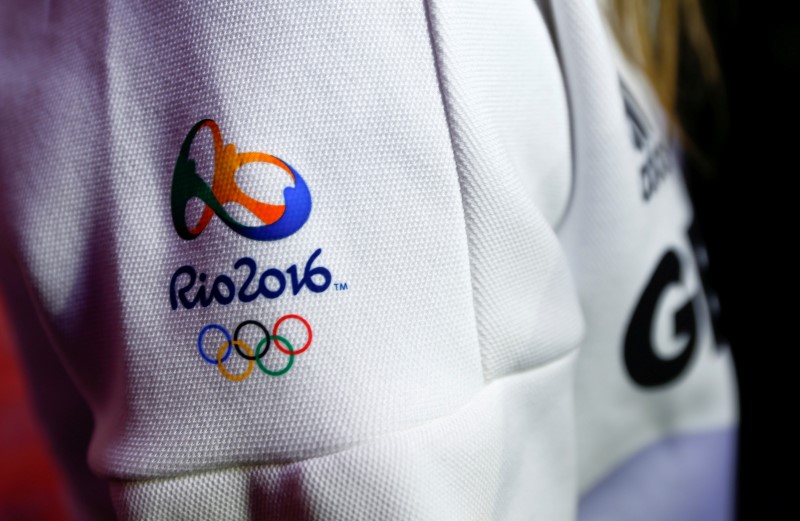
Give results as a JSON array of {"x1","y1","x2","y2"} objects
[
  {"x1": 549, "y1": 1, "x2": 738, "y2": 492},
  {"x1": 0, "y1": 0, "x2": 737, "y2": 519},
  {"x1": 113, "y1": 353, "x2": 578, "y2": 521}
]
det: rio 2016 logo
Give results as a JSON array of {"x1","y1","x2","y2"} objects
[
  {"x1": 171, "y1": 119, "x2": 312, "y2": 241},
  {"x1": 167, "y1": 121, "x2": 342, "y2": 311},
  {"x1": 197, "y1": 315, "x2": 313, "y2": 381}
]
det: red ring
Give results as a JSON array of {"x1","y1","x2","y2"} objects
[{"x1": 272, "y1": 314, "x2": 313, "y2": 355}]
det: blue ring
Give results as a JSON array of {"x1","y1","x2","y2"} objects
[{"x1": 198, "y1": 324, "x2": 232, "y2": 365}]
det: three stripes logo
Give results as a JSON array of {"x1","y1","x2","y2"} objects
[
  {"x1": 621, "y1": 80, "x2": 650, "y2": 152},
  {"x1": 620, "y1": 80, "x2": 676, "y2": 202}
]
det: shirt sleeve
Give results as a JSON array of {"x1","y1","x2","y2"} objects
[{"x1": 1, "y1": 1, "x2": 586, "y2": 519}]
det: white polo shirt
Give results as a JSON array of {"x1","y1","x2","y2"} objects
[{"x1": 0, "y1": 0, "x2": 737, "y2": 519}]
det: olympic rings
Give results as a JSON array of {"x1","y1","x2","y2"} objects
[
  {"x1": 217, "y1": 340, "x2": 255, "y2": 382},
  {"x1": 272, "y1": 314, "x2": 312, "y2": 355},
  {"x1": 256, "y1": 335, "x2": 294, "y2": 377},
  {"x1": 198, "y1": 324, "x2": 232, "y2": 364},
  {"x1": 197, "y1": 315, "x2": 312, "y2": 380},
  {"x1": 233, "y1": 320, "x2": 271, "y2": 360}
]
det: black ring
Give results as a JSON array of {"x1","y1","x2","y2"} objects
[{"x1": 233, "y1": 320, "x2": 270, "y2": 360}]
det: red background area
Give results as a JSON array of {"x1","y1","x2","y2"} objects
[{"x1": 0, "y1": 294, "x2": 68, "y2": 521}]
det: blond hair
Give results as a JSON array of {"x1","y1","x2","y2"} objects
[{"x1": 607, "y1": 0, "x2": 720, "y2": 135}]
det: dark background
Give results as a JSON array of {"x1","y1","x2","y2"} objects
[{"x1": 683, "y1": 1, "x2": 796, "y2": 518}]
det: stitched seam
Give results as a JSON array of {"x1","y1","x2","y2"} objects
[
  {"x1": 420, "y1": 0, "x2": 491, "y2": 380},
  {"x1": 110, "y1": 348, "x2": 579, "y2": 484}
]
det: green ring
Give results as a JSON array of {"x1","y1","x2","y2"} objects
[{"x1": 255, "y1": 335, "x2": 294, "y2": 377}]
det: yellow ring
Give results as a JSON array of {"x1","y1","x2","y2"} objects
[{"x1": 217, "y1": 340, "x2": 255, "y2": 382}]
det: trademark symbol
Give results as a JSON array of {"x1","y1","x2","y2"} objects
[{"x1": 334, "y1": 282, "x2": 349, "y2": 291}]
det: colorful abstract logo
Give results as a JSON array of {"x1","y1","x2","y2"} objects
[{"x1": 172, "y1": 119, "x2": 312, "y2": 241}]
